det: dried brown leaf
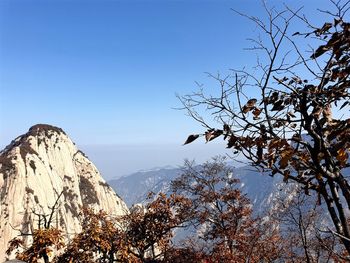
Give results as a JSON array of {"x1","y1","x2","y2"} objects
[{"x1": 184, "y1": 134, "x2": 200, "y2": 145}]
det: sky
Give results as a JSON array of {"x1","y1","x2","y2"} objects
[{"x1": 0, "y1": 0, "x2": 339, "y2": 178}]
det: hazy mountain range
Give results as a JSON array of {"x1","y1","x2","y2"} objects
[{"x1": 108, "y1": 163, "x2": 294, "y2": 215}]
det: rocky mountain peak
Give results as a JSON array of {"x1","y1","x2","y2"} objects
[
  {"x1": 28, "y1": 123, "x2": 66, "y2": 135},
  {"x1": 2, "y1": 124, "x2": 66, "y2": 151},
  {"x1": 0, "y1": 124, "x2": 69, "y2": 174},
  {"x1": 0, "y1": 124, "x2": 128, "y2": 261}
]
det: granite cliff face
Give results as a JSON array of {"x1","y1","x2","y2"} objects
[{"x1": 0, "y1": 124, "x2": 128, "y2": 261}]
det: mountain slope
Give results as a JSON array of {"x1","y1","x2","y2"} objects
[
  {"x1": 109, "y1": 167, "x2": 181, "y2": 207},
  {"x1": 0, "y1": 124, "x2": 128, "y2": 261},
  {"x1": 109, "y1": 164, "x2": 291, "y2": 214}
]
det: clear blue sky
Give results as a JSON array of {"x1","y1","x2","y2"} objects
[{"x1": 0, "y1": 0, "x2": 337, "y2": 177}]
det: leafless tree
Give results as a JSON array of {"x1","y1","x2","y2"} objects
[
  {"x1": 7, "y1": 191, "x2": 65, "y2": 263},
  {"x1": 180, "y1": 0, "x2": 350, "y2": 256},
  {"x1": 272, "y1": 187, "x2": 345, "y2": 262}
]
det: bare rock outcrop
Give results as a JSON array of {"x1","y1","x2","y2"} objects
[{"x1": 0, "y1": 124, "x2": 128, "y2": 261}]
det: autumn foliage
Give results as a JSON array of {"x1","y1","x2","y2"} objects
[
  {"x1": 7, "y1": 228, "x2": 64, "y2": 263},
  {"x1": 8, "y1": 157, "x2": 350, "y2": 262},
  {"x1": 54, "y1": 208, "x2": 129, "y2": 263},
  {"x1": 181, "y1": 0, "x2": 350, "y2": 256},
  {"x1": 7, "y1": 1, "x2": 350, "y2": 262},
  {"x1": 171, "y1": 158, "x2": 285, "y2": 262},
  {"x1": 6, "y1": 191, "x2": 65, "y2": 263}
]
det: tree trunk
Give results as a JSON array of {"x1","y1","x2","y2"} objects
[
  {"x1": 336, "y1": 176, "x2": 350, "y2": 211},
  {"x1": 43, "y1": 253, "x2": 49, "y2": 263},
  {"x1": 322, "y1": 187, "x2": 350, "y2": 255}
]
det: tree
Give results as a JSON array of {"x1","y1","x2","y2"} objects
[
  {"x1": 55, "y1": 193, "x2": 190, "y2": 263},
  {"x1": 6, "y1": 192, "x2": 65, "y2": 263},
  {"x1": 180, "y1": 0, "x2": 350, "y2": 255},
  {"x1": 271, "y1": 187, "x2": 346, "y2": 262},
  {"x1": 54, "y1": 208, "x2": 129, "y2": 263},
  {"x1": 171, "y1": 157, "x2": 284, "y2": 262},
  {"x1": 121, "y1": 193, "x2": 191, "y2": 262},
  {"x1": 7, "y1": 190, "x2": 190, "y2": 262}
]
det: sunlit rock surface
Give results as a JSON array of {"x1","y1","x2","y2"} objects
[{"x1": 0, "y1": 124, "x2": 128, "y2": 261}]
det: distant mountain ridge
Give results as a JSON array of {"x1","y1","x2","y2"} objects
[
  {"x1": 109, "y1": 167, "x2": 181, "y2": 207},
  {"x1": 0, "y1": 124, "x2": 128, "y2": 261},
  {"x1": 108, "y1": 163, "x2": 293, "y2": 215}
]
